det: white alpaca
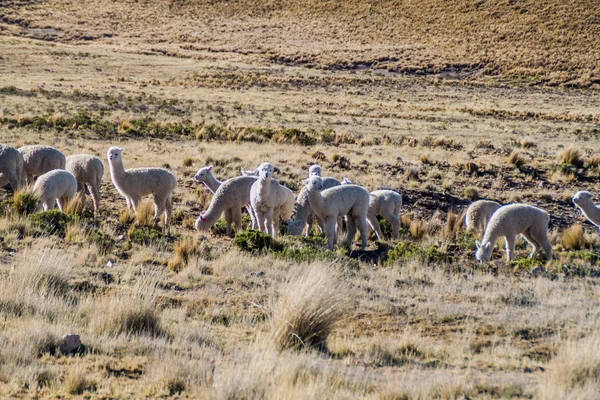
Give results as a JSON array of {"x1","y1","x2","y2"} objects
[
  {"x1": 250, "y1": 162, "x2": 294, "y2": 237},
  {"x1": 287, "y1": 177, "x2": 341, "y2": 236},
  {"x1": 305, "y1": 176, "x2": 370, "y2": 250},
  {"x1": 0, "y1": 144, "x2": 24, "y2": 191},
  {"x1": 573, "y1": 191, "x2": 600, "y2": 227},
  {"x1": 465, "y1": 200, "x2": 502, "y2": 237},
  {"x1": 66, "y1": 154, "x2": 104, "y2": 212},
  {"x1": 308, "y1": 164, "x2": 321, "y2": 177},
  {"x1": 33, "y1": 170, "x2": 77, "y2": 212},
  {"x1": 367, "y1": 190, "x2": 402, "y2": 240},
  {"x1": 19, "y1": 145, "x2": 66, "y2": 185},
  {"x1": 194, "y1": 165, "x2": 257, "y2": 231},
  {"x1": 106, "y1": 147, "x2": 177, "y2": 225},
  {"x1": 476, "y1": 204, "x2": 552, "y2": 262}
]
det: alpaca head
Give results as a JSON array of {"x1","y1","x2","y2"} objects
[
  {"x1": 305, "y1": 176, "x2": 323, "y2": 192},
  {"x1": 107, "y1": 146, "x2": 124, "y2": 162},
  {"x1": 308, "y1": 164, "x2": 322, "y2": 177},
  {"x1": 475, "y1": 240, "x2": 493, "y2": 262},
  {"x1": 194, "y1": 213, "x2": 210, "y2": 231},
  {"x1": 286, "y1": 219, "x2": 302, "y2": 235},
  {"x1": 341, "y1": 177, "x2": 353, "y2": 185},
  {"x1": 257, "y1": 162, "x2": 274, "y2": 181},
  {"x1": 194, "y1": 165, "x2": 213, "y2": 182},
  {"x1": 573, "y1": 191, "x2": 594, "y2": 208}
]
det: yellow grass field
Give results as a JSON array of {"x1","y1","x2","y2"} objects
[{"x1": 1, "y1": 1, "x2": 600, "y2": 398}]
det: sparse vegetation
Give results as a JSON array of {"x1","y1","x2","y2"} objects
[{"x1": 558, "y1": 147, "x2": 586, "y2": 168}]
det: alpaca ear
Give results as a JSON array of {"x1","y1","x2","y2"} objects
[
  {"x1": 207, "y1": 165, "x2": 212, "y2": 171},
  {"x1": 301, "y1": 178, "x2": 309, "y2": 185},
  {"x1": 475, "y1": 240, "x2": 480, "y2": 249},
  {"x1": 484, "y1": 242, "x2": 491, "y2": 251},
  {"x1": 118, "y1": 147, "x2": 123, "y2": 151}
]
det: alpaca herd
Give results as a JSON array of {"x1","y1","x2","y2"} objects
[{"x1": 2, "y1": 141, "x2": 600, "y2": 262}]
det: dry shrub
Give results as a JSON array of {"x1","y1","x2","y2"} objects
[
  {"x1": 118, "y1": 209, "x2": 135, "y2": 225},
  {"x1": 463, "y1": 186, "x2": 479, "y2": 201},
  {"x1": 585, "y1": 154, "x2": 600, "y2": 169},
  {"x1": 271, "y1": 264, "x2": 351, "y2": 351},
  {"x1": 311, "y1": 151, "x2": 327, "y2": 161},
  {"x1": 561, "y1": 224, "x2": 585, "y2": 251},
  {"x1": 539, "y1": 335, "x2": 600, "y2": 398},
  {"x1": 63, "y1": 192, "x2": 87, "y2": 217},
  {"x1": 444, "y1": 210, "x2": 465, "y2": 236},
  {"x1": 508, "y1": 150, "x2": 527, "y2": 168},
  {"x1": 182, "y1": 157, "x2": 194, "y2": 167},
  {"x1": 419, "y1": 154, "x2": 436, "y2": 165},
  {"x1": 464, "y1": 161, "x2": 478, "y2": 174},
  {"x1": 476, "y1": 139, "x2": 494, "y2": 149},
  {"x1": 12, "y1": 188, "x2": 38, "y2": 215},
  {"x1": 168, "y1": 237, "x2": 199, "y2": 272},
  {"x1": 521, "y1": 138, "x2": 536, "y2": 149},
  {"x1": 135, "y1": 200, "x2": 155, "y2": 227},
  {"x1": 558, "y1": 147, "x2": 585, "y2": 167}
]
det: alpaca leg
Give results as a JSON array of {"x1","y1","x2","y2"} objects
[
  {"x1": 153, "y1": 196, "x2": 166, "y2": 226},
  {"x1": 355, "y1": 216, "x2": 369, "y2": 250},
  {"x1": 521, "y1": 229, "x2": 540, "y2": 259},
  {"x1": 224, "y1": 208, "x2": 233, "y2": 235},
  {"x1": 272, "y1": 207, "x2": 280, "y2": 238},
  {"x1": 337, "y1": 216, "x2": 344, "y2": 238},
  {"x1": 89, "y1": 184, "x2": 100, "y2": 213},
  {"x1": 6, "y1": 171, "x2": 19, "y2": 191},
  {"x1": 255, "y1": 211, "x2": 266, "y2": 233},
  {"x1": 45, "y1": 198, "x2": 56, "y2": 211},
  {"x1": 246, "y1": 206, "x2": 256, "y2": 230},
  {"x1": 389, "y1": 214, "x2": 400, "y2": 239},
  {"x1": 165, "y1": 194, "x2": 173, "y2": 226},
  {"x1": 315, "y1": 214, "x2": 326, "y2": 236},
  {"x1": 306, "y1": 214, "x2": 315, "y2": 237},
  {"x1": 366, "y1": 212, "x2": 383, "y2": 241},
  {"x1": 504, "y1": 235, "x2": 516, "y2": 261},
  {"x1": 265, "y1": 209, "x2": 274, "y2": 238},
  {"x1": 231, "y1": 207, "x2": 243, "y2": 234},
  {"x1": 343, "y1": 215, "x2": 357, "y2": 249},
  {"x1": 56, "y1": 197, "x2": 65, "y2": 212},
  {"x1": 130, "y1": 196, "x2": 140, "y2": 213},
  {"x1": 530, "y1": 224, "x2": 553, "y2": 260},
  {"x1": 324, "y1": 217, "x2": 337, "y2": 250}
]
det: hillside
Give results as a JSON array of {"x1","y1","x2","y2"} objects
[{"x1": 1, "y1": 0, "x2": 599, "y2": 87}]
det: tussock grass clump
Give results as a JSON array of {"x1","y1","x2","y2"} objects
[
  {"x1": 463, "y1": 186, "x2": 479, "y2": 201},
  {"x1": 182, "y1": 156, "x2": 194, "y2": 167},
  {"x1": 92, "y1": 276, "x2": 163, "y2": 337},
  {"x1": 271, "y1": 264, "x2": 351, "y2": 351},
  {"x1": 585, "y1": 154, "x2": 600, "y2": 169},
  {"x1": 12, "y1": 189, "x2": 38, "y2": 215},
  {"x1": 444, "y1": 210, "x2": 465, "y2": 236},
  {"x1": 135, "y1": 200, "x2": 156, "y2": 227},
  {"x1": 521, "y1": 139, "x2": 536, "y2": 149},
  {"x1": 65, "y1": 369, "x2": 97, "y2": 395},
  {"x1": 561, "y1": 224, "x2": 585, "y2": 251},
  {"x1": 508, "y1": 150, "x2": 528, "y2": 168},
  {"x1": 234, "y1": 230, "x2": 281, "y2": 254},
  {"x1": 558, "y1": 147, "x2": 585, "y2": 167},
  {"x1": 168, "y1": 237, "x2": 199, "y2": 272},
  {"x1": 63, "y1": 192, "x2": 90, "y2": 217},
  {"x1": 406, "y1": 166, "x2": 420, "y2": 181}
]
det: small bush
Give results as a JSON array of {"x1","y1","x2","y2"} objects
[
  {"x1": 463, "y1": 186, "x2": 480, "y2": 200},
  {"x1": 558, "y1": 147, "x2": 585, "y2": 168},
  {"x1": 182, "y1": 157, "x2": 193, "y2": 167},
  {"x1": 508, "y1": 150, "x2": 527, "y2": 168},
  {"x1": 29, "y1": 210, "x2": 74, "y2": 236},
  {"x1": 127, "y1": 226, "x2": 163, "y2": 245},
  {"x1": 88, "y1": 228, "x2": 116, "y2": 255},
  {"x1": 271, "y1": 264, "x2": 350, "y2": 351},
  {"x1": 13, "y1": 190, "x2": 38, "y2": 215},
  {"x1": 562, "y1": 224, "x2": 585, "y2": 251},
  {"x1": 386, "y1": 242, "x2": 447, "y2": 266},
  {"x1": 233, "y1": 230, "x2": 281, "y2": 253}
]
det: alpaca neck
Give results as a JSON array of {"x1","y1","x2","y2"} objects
[
  {"x1": 307, "y1": 189, "x2": 325, "y2": 218},
  {"x1": 109, "y1": 158, "x2": 126, "y2": 184},
  {"x1": 293, "y1": 189, "x2": 310, "y2": 226},
  {"x1": 481, "y1": 227, "x2": 500, "y2": 247},
  {"x1": 203, "y1": 173, "x2": 222, "y2": 193},
  {"x1": 580, "y1": 201, "x2": 600, "y2": 226}
]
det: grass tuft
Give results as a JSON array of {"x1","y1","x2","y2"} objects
[
  {"x1": 271, "y1": 264, "x2": 350, "y2": 351},
  {"x1": 561, "y1": 224, "x2": 585, "y2": 251},
  {"x1": 558, "y1": 147, "x2": 585, "y2": 167},
  {"x1": 508, "y1": 150, "x2": 528, "y2": 168}
]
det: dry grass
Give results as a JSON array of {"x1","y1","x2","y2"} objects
[
  {"x1": 558, "y1": 147, "x2": 586, "y2": 167},
  {"x1": 562, "y1": 224, "x2": 586, "y2": 251},
  {"x1": 508, "y1": 150, "x2": 528, "y2": 168},
  {"x1": 271, "y1": 264, "x2": 351, "y2": 352}
]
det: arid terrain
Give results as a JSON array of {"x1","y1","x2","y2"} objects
[{"x1": 1, "y1": 1, "x2": 600, "y2": 398}]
